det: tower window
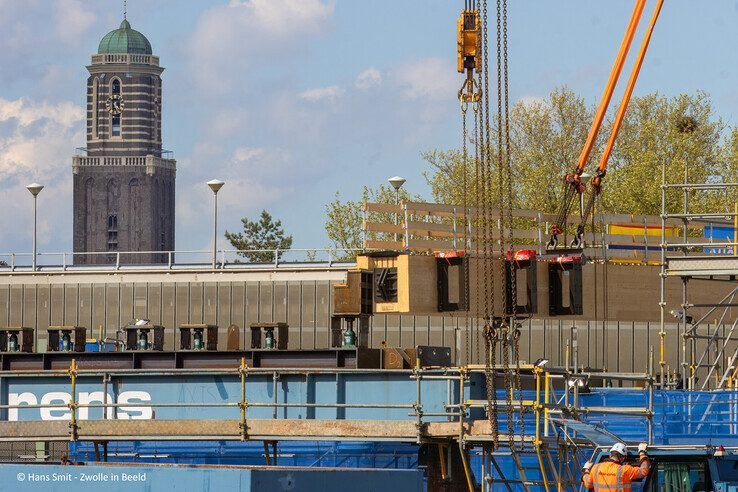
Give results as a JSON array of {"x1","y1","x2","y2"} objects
[
  {"x1": 160, "y1": 215, "x2": 166, "y2": 262},
  {"x1": 111, "y1": 78, "x2": 121, "y2": 137},
  {"x1": 92, "y1": 78, "x2": 99, "y2": 138},
  {"x1": 107, "y1": 214, "x2": 118, "y2": 251}
]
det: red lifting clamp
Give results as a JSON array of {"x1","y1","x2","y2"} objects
[{"x1": 505, "y1": 249, "x2": 537, "y2": 262}]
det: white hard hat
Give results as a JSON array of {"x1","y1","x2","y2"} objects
[{"x1": 609, "y1": 443, "x2": 628, "y2": 456}]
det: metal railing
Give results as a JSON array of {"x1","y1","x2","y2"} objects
[
  {"x1": 0, "y1": 248, "x2": 362, "y2": 273},
  {"x1": 90, "y1": 53, "x2": 159, "y2": 66},
  {"x1": 361, "y1": 201, "x2": 735, "y2": 263}
]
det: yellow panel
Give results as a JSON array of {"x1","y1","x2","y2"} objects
[{"x1": 609, "y1": 224, "x2": 676, "y2": 237}]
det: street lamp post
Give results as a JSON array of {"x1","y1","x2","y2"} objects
[
  {"x1": 207, "y1": 179, "x2": 225, "y2": 268},
  {"x1": 388, "y1": 176, "x2": 406, "y2": 243},
  {"x1": 26, "y1": 183, "x2": 44, "y2": 271}
]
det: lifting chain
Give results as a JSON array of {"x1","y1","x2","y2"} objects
[
  {"x1": 480, "y1": 0, "x2": 500, "y2": 451},
  {"x1": 502, "y1": 0, "x2": 525, "y2": 452},
  {"x1": 501, "y1": 323, "x2": 514, "y2": 451},
  {"x1": 480, "y1": 0, "x2": 490, "y2": 330},
  {"x1": 457, "y1": 0, "x2": 482, "y2": 366},
  {"x1": 461, "y1": 102, "x2": 470, "y2": 365},
  {"x1": 494, "y1": 0, "x2": 513, "y2": 453},
  {"x1": 513, "y1": 324, "x2": 523, "y2": 451},
  {"x1": 473, "y1": 99, "x2": 481, "y2": 367},
  {"x1": 483, "y1": 321, "x2": 498, "y2": 445}
]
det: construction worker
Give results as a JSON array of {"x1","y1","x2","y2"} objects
[{"x1": 582, "y1": 442, "x2": 650, "y2": 491}]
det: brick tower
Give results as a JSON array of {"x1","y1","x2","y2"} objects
[{"x1": 72, "y1": 17, "x2": 175, "y2": 264}]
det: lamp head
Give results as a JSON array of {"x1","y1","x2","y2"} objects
[
  {"x1": 26, "y1": 183, "x2": 44, "y2": 196},
  {"x1": 207, "y1": 179, "x2": 225, "y2": 194},
  {"x1": 388, "y1": 176, "x2": 406, "y2": 191}
]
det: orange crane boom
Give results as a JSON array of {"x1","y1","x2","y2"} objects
[
  {"x1": 596, "y1": 0, "x2": 664, "y2": 180},
  {"x1": 548, "y1": 0, "x2": 663, "y2": 249},
  {"x1": 575, "y1": 0, "x2": 646, "y2": 175}
]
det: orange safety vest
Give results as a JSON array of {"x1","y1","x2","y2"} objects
[{"x1": 582, "y1": 458, "x2": 650, "y2": 492}]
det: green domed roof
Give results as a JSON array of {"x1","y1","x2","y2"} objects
[{"x1": 98, "y1": 19, "x2": 152, "y2": 55}]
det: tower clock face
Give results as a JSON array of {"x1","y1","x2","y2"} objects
[{"x1": 106, "y1": 94, "x2": 124, "y2": 115}]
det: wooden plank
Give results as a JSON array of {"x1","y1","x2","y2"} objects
[
  {"x1": 362, "y1": 202, "x2": 727, "y2": 252},
  {"x1": 364, "y1": 203, "x2": 402, "y2": 214},
  {"x1": 404, "y1": 202, "x2": 551, "y2": 221},
  {"x1": 364, "y1": 240, "x2": 404, "y2": 250},
  {"x1": 469, "y1": 229, "x2": 540, "y2": 241},
  {"x1": 406, "y1": 220, "x2": 455, "y2": 235},
  {"x1": 0, "y1": 418, "x2": 578, "y2": 444},
  {"x1": 407, "y1": 238, "x2": 456, "y2": 251},
  {"x1": 404, "y1": 202, "x2": 461, "y2": 216},
  {"x1": 363, "y1": 222, "x2": 403, "y2": 234},
  {"x1": 378, "y1": 201, "x2": 728, "y2": 229}
]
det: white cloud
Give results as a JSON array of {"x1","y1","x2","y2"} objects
[
  {"x1": 187, "y1": 0, "x2": 336, "y2": 95},
  {"x1": 355, "y1": 67, "x2": 382, "y2": 90},
  {"x1": 298, "y1": 85, "x2": 344, "y2": 102},
  {"x1": 0, "y1": 97, "x2": 84, "y2": 176},
  {"x1": 232, "y1": 147, "x2": 265, "y2": 162},
  {"x1": 55, "y1": 0, "x2": 96, "y2": 44},
  {"x1": 0, "y1": 97, "x2": 82, "y2": 128},
  {"x1": 226, "y1": 0, "x2": 335, "y2": 36},
  {"x1": 0, "y1": 97, "x2": 82, "y2": 252},
  {"x1": 392, "y1": 57, "x2": 457, "y2": 101}
]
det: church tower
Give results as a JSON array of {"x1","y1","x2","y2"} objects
[{"x1": 72, "y1": 18, "x2": 175, "y2": 264}]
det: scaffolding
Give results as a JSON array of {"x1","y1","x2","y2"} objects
[
  {"x1": 0, "y1": 359, "x2": 661, "y2": 491},
  {"x1": 5, "y1": 358, "x2": 738, "y2": 490},
  {"x1": 659, "y1": 162, "x2": 738, "y2": 390}
]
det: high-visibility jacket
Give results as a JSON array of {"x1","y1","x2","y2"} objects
[{"x1": 582, "y1": 457, "x2": 650, "y2": 491}]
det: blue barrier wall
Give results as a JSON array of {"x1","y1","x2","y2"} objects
[{"x1": 0, "y1": 372, "x2": 482, "y2": 422}]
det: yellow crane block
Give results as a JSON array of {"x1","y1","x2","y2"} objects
[{"x1": 457, "y1": 10, "x2": 481, "y2": 74}]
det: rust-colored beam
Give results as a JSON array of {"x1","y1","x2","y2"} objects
[{"x1": 0, "y1": 419, "x2": 593, "y2": 445}]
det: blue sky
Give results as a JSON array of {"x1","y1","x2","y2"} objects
[{"x1": 2, "y1": 0, "x2": 738, "y2": 255}]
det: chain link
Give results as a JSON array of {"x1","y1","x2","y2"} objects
[
  {"x1": 502, "y1": 326, "x2": 514, "y2": 450},
  {"x1": 480, "y1": 0, "x2": 501, "y2": 451},
  {"x1": 483, "y1": 322, "x2": 498, "y2": 445},
  {"x1": 513, "y1": 325, "x2": 524, "y2": 451},
  {"x1": 503, "y1": 0, "x2": 524, "y2": 452},
  {"x1": 461, "y1": 103, "x2": 470, "y2": 365}
]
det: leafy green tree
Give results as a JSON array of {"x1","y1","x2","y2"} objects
[
  {"x1": 324, "y1": 88, "x2": 732, "y2": 248},
  {"x1": 423, "y1": 88, "x2": 599, "y2": 214},
  {"x1": 225, "y1": 210, "x2": 293, "y2": 263},
  {"x1": 709, "y1": 127, "x2": 738, "y2": 215},
  {"x1": 510, "y1": 88, "x2": 599, "y2": 213},
  {"x1": 602, "y1": 91, "x2": 724, "y2": 215},
  {"x1": 423, "y1": 88, "x2": 726, "y2": 217}
]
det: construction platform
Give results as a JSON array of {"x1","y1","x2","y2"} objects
[{"x1": 0, "y1": 363, "x2": 737, "y2": 490}]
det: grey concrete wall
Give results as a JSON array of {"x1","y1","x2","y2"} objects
[
  {"x1": 0, "y1": 264, "x2": 734, "y2": 383},
  {"x1": 0, "y1": 278, "x2": 720, "y2": 377}
]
